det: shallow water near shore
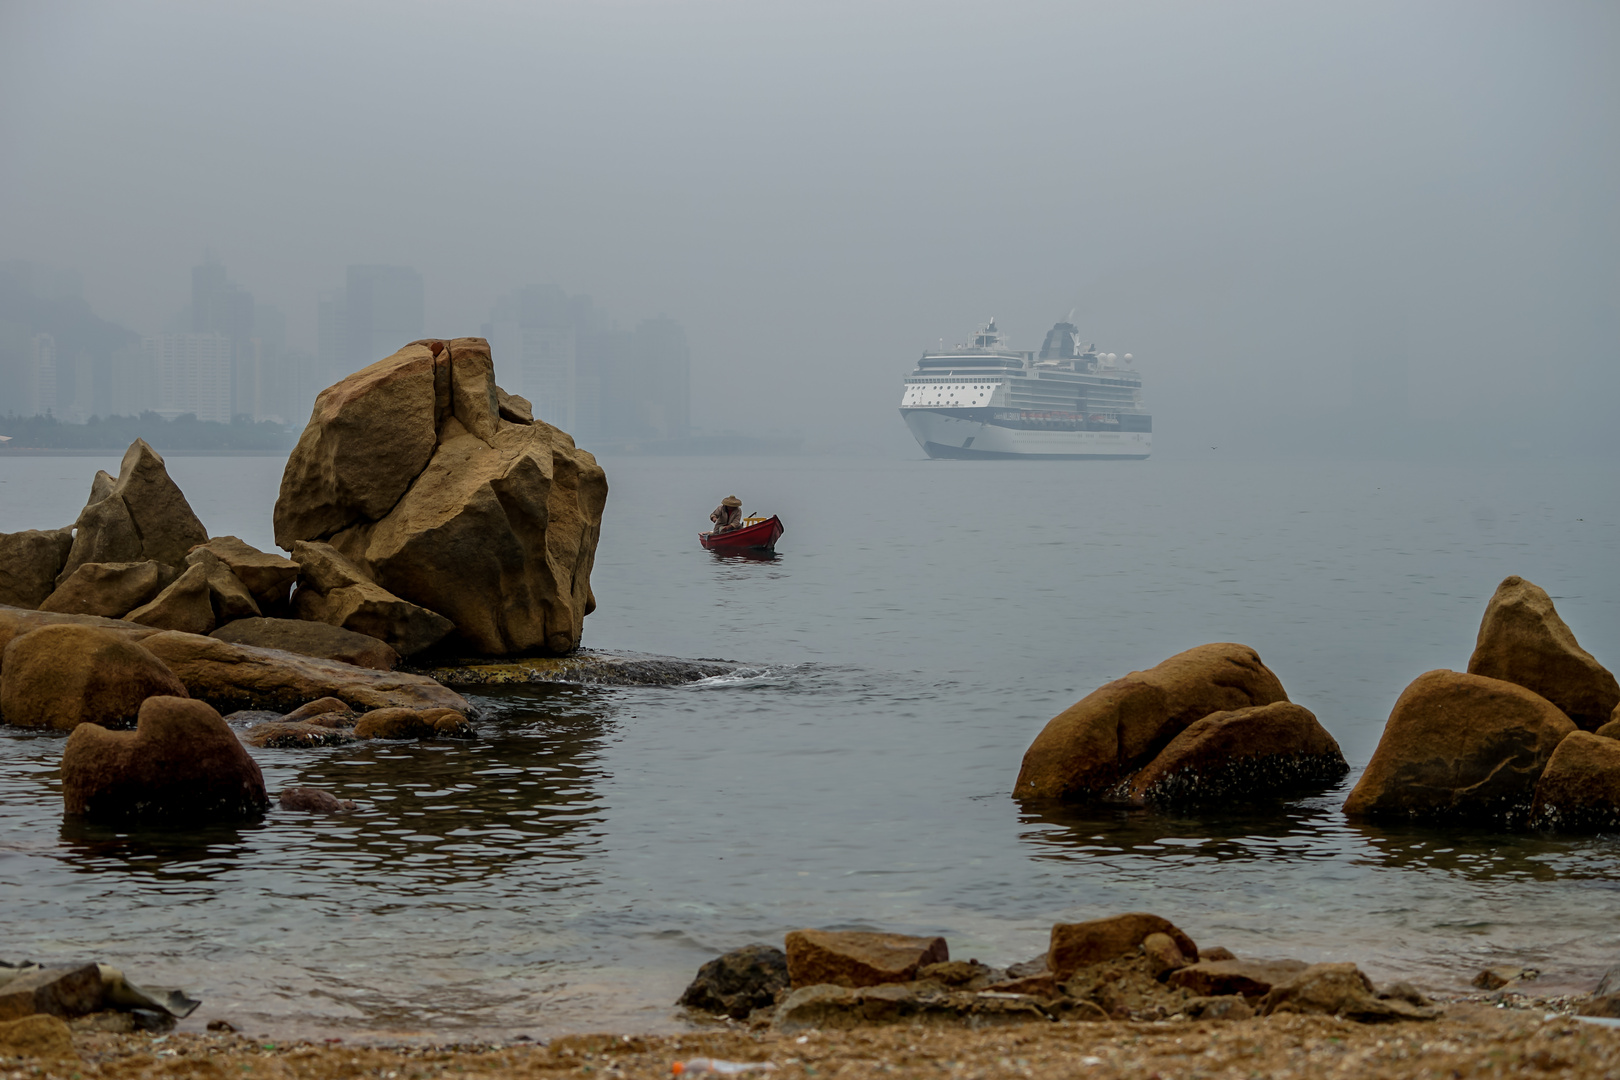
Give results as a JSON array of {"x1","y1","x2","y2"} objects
[{"x1": 2, "y1": 451, "x2": 1618, "y2": 1038}]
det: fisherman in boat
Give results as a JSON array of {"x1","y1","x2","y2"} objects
[{"x1": 709, "y1": 495, "x2": 744, "y2": 534}]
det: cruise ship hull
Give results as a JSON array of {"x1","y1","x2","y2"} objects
[{"x1": 901, "y1": 408, "x2": 1151, "y2": 460}]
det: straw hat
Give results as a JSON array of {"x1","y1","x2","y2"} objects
[{"x1": 721, "y1": 495, "x2": 742, "y2": 507}]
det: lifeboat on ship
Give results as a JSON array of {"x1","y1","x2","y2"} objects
[{"x1": 699, "y1": 515, "x2": 785, "y2": 554}]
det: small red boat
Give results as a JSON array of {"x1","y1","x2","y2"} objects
[{"x1": 700, "y1": 515, "x2": 785, "y2": 553}]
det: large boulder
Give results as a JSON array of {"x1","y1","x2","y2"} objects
[
  {"x1": 0, "y1": 624, "x2": 188, "y2": 731},
  {"x1": 273, "y1": 338, "x2": 607, "y2": 656},
  {"x1": 39, "y1": 561, "x2": 174, "y2": 618},
  {"x1": 0, "y1": 529, "x2": 74, "y2": 609},
  {"x1": 1342, "y1": 670, "x2": 1575, "y2": 824},
  {"x1": 58, "y1": 440, "x2": 207, "y2": 582},
  {"x1": 210, "y1": 618, "x2": 398, "y2": 670},
  {"x1": 138, "y1": 630, "x2": 470, "y2": 713},
  {"x1": 190, "y1": 536, "x2": 299, "y2": 610},
  {"x1": 1467, "y1": 576, "x2": 1619, "y2": 731},
  {"x1": 1529, "y1": 731, "x2": 1620, "y2": 831},
  {"x1": 0, "y1": 605, "x2": 161, "y2": 663},
  {"x1": 289, "y1": 541, "x2": 452, "y2": 657},
  {"x1": 1124, "y1": 702, "x2": 1348, "y2": 805},
  {"x1": 783, "y1": 930, "x2": 948, "y2": 989},
  {"x1": 124, "y1": 563, "x2": 216, "y2": 634},
  {"x1": 1014, "y1": 644, "x2": 1290, "y2": 802},
  {"x1": 61, "y1": 695, "x2": 267, "y2": 821}
]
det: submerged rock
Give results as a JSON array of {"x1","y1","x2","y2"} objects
[
  {"x1": 415, "y1": 650, "x2": 738, "y2": 687},
  {"x1": 273, "y1": 338, "x2": 607, "y2": 657},
  {"x1": 1342, "y1": 669, "x2": 1574, "y2": 824},
  {"x1": 678, "y1": 944, "x2": 790, "y2": 1019},
  {"x1": 278, "y1": 786, "x2": 357, "y2": 813},
  {"x1": 0, "y1": 529, "x2": 74, "y2": 610},
  {"x1": 1124, "y1": 701, "x2": 1347, "y2": 805},
  {"x1": 784, "y1": 930, "x2": 949, "y2": 990},
  {"x1": 0, "y1": 624, "x2": 187, "y2": 732},
  {"x1": 1014, "y1": 643, "x2": 1289, "y2": 802},
  {"x1": 1529, "y1": 731, "x2": 1620, "y2": 831},
  {"x1": 62, "y1": 695, "x2": 268, "y2": 821},
  {"x1": 351, "y1": 706, "x2": 473, "y2": 740},
  {"x1": 1467, "y1": 576, "x2": 1619, "y2": 731}
]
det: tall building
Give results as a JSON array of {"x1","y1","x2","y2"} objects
[
  {"x1": 484, "y1": 285, "x2": 690, "y2": 445},
  {"x1": 143, "y1": 333, "x2": 233, "y2": 423},
  {"x1": 190, "y1": 258, "x2": 256, "y2": 418},
  {"x1": 313, "y1": 266, "x2": 425, "y2": 391},
  {"x1": 26, "y1": 333, "x2": 56, "y2": 417}
]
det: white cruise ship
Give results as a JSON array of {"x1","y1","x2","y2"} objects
[{"x1": 899, "y1": 319, "x2": 1151, "y2": 459}]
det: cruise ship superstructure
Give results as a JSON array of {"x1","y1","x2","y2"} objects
[{"x1": 899, "y1": 320, "x2": 1151, "y2": 459}]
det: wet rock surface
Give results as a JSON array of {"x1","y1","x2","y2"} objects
[
  {"x1": 0, "y1": 624, "x2": 188, "y2": 732},
  {"x1": 278, "y1": 786, "x2": 358, "y2": 813},
  {"x1": 678, "y1": 944, "x2": 790, "y2": 1020},
  {"x1": 1123, "y1": 701, "x2": 1347, "y2": 805},
  {"x1": 1342, "y1": 669, "x2": 1575, "y2": 824},
  {"x1": 1014, "y1": 643, "x2": 1291, "y2": 802},
  {"x1": 1529, "y1": 730, "x2": 1620, "y2": 830},
  {"x1": 61, "y1": 696, "x2": 268, "y2": 821},
  {"x1": 412, "y1": 649, "x2": 739, "y2": 687}
]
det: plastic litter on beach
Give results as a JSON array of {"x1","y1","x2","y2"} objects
[{"x1": 671, "y1": 1059, "x2": 778, "y2": 1075}]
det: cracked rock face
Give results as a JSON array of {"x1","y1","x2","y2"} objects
[{"x1": 273, "y1": 338, "x2": 607, "y2": 657}]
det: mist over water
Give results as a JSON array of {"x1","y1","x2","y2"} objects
[{"x1": 2, "y1": 453, "x2": 1616, "y2": 1037}]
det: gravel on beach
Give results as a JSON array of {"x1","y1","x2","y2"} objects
[{"x1": 19, "y1": 1005, "x2": 1620, "y2": 1080}]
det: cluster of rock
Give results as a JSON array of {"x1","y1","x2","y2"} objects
[
  {"x1": 679, "y1": 912, "x2": 1438, "y2": 1031},
  {"x1": 2, "y1": 338, "x2": 606, "y2": 663},
  {"x1": 0, "y1": 338, "x2": 609, "y2": 824},
  {"x1": 1344, "y1": 576, "x2": 1620, "y2": 830},
  {"x1": 0, "y1": 959, "x2": 197, "y2": 1035},
  {"x1": 1013, "y1": 643, "x2": 1348, "y2": 805}
]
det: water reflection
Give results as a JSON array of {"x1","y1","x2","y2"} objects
[
  {"x1": 1018, "y1": 787, "x2": 1620, "y2": 885},
  {"x1": 35, "y1": 684, "x2": 620, "y2": 898}
]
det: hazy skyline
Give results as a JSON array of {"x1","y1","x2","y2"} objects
[{"x1": 3, "y1": 1, "x2": 1615, "y2": 456}]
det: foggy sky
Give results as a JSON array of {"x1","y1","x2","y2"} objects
[{"x1": 3, "y1": 1, "x2": 1615, "y2": 457}]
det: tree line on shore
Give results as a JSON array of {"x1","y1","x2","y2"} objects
[{"x1": 0, "y1": 412, "x2": 296, "y2": 452}]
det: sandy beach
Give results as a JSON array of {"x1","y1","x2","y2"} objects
[{"x1": 20, "y1": 1004, "x2": 1617, "y2": 1080}]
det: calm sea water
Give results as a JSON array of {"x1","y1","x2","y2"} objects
[{"x1": 1, "y1": 451, "x2": 1617, "y2": 1038}]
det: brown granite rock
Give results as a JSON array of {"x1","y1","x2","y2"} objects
[
  {"x1": 1167, "y1": 958, "x2": 1310, "y2": 998},
  {"x1": 124, "y1": 563, "x2": 216, "y2": 634},
  {"x1": 1125, "y1": 701, "x2": 1348, "y2": 805},
  {"x1": 59, "y1": 440, "x2": 207, "y2": 581},
  {"x1": 0, "y1": 605, "x2": 160, "y2": 663},
  {"x1": 1014, "y1": 644, "x2": 1289, "y2": 802},
  {"x1": 1141, "y1": 932, "x2": 1190, "y2": 980},
  {"x1": 273, "y1": 342, "x2": 445, "y2": 545},
  {"x1": 351, "y1": 706, "x2": 473, "y2": 740},
  {"x1": 184, "y1": 548, "x2": 260, "y2": 623},
  {"x1": 1047, "y1": 913, "x2": 1198, "y2": 980},
  {"x1": 1262, "y1": 962, "x2": 1436, "y2": 1022},
  {"x1": 62, "y1": 695, "x2": 267, "y2": 820},
  {"x1": 1529, "y1": 730, "x2": 1620, "y2": 831},
  {"x1": 0, "y1": 964, "x2": 106, "y2": 1023},
  {"x1": 1467, "y1": 575, "x2": 1619, "y2": 731},
  {"x1": 40, "y1": 560, "x2": 174, "y2": 618},
  {"x1": 290, "y1": 541, "x2": 453, "y2": 657},
  {"x1": 784, "y1": 930, "x2": 949, "y2": 989},
  {"x1": 278, "y1": 786, "x2": 357, "y2": 813},
  {"x1": 191, "y1": 536, "x2": 299, "y2": 609},
  {"x1": 1597, "y1": 717, "x2": 1620, "y2": 740},
  {"x1": 273, "y1": 339, "x2": 607, "y2": 657},
  {"x1": 282, "y1": 696, "x2": 354, "y2": 723},
  {"x1": 241, "y1": 721, "x2": 358, "y2": 748},
  {"x1": 0, "y1": 529, "x2": 74, "y2": 609},
  {"x1": 497, "y1": 387, "x2": 533, "y2": 424},
  {"x1": 0, "y1": 624, "x2": 187, "y2": 731},
  {"x1": 137, "y1": 631, "x2": 471, "y2": 714},
  {"x1": 210, "y1": 618, "x2": 399, "y2": 671},
  {"x1": 1343, "y1": 670, "x2": 1575, "y2": 824},
  {"x1": 677, "y1": 944, "x2": 790, "y2": 1019}
]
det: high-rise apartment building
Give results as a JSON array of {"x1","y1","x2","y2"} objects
[
  {"x1": 26, "y1": 333, "x2": 57, "y2": 417},
  {"x1": 314, "y1": 266, "x2": 425, "y2": 391},
  {"x1": 143, "y1": 333, "x2": 234, "y2": 423},
  {"x1": 484, "y1": 286, "x2": 689, "y2": 445}
]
